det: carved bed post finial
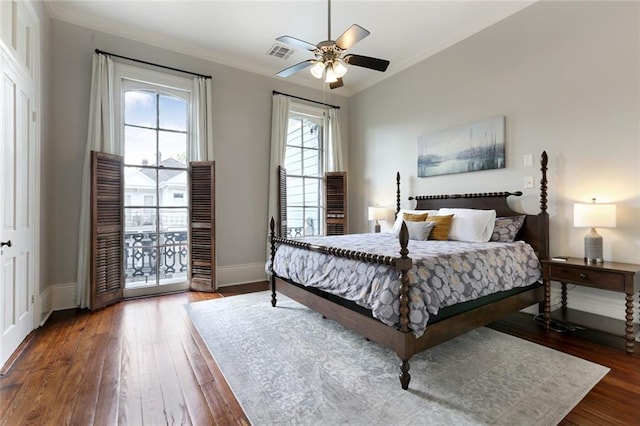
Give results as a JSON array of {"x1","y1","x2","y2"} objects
[
  {"x1": 396, "y1": 172, "x2": 401, "y2": 218},
  {"x1": 269, "y1": 217, "x2": 277, "y2": 307},
  {"x1": 540, "y1": 151, "x2": 548, "y2": 214}
]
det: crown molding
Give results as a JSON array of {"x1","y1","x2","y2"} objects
[{"x1": 44, "y1": 1, "x2": 281, "y2": 82}]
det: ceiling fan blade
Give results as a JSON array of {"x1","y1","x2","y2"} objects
[
  {"x1": 335, "y1": 24, "x2": 370, "y2": 50},
  {"x1": 276, "y1": 60, "x2": 314, "y2": 78},
  {"x1": 343, "y1": 54, "x2": 390, "y2": 72},
  {"x1": 329, "y1": 78, "x2": 344, "y2": 90},
  {"x1": 276, "y1": 35, "x2": 317, "y2": 51}
]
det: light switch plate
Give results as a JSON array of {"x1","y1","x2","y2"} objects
[
  {"x1": 523, "y1": 154, "x2": 533, "y2": 167},
  {"x1": 524, "y1": 176, "x2": 534, "y2": 188}
]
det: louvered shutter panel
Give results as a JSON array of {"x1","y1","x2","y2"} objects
[
  {"x1": 325, "y1": 172, "x2": 347, "y2": 235},
  {"x1": 278, "y1": 166, "x2": 287, "y2": 238},
  {"x1": 189, "y1": 161, "x2": 215, "y2": 292},
  {"x1": 90, "y1": 151, "x2": 124, "y2": 310}
]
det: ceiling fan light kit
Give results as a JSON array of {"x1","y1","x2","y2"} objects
[
  {"x1": 275, "y1": 0, "x2": 389, "y2": 89},
  {"x1": 310, "y1": 61, "x2": 325, "y2": 78}
]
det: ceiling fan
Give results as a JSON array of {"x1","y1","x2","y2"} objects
[{"x1": 275, "y1": 0, "x2": 390, "y2": 89}]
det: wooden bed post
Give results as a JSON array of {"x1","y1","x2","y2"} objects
[
  {"x1": 539, "y1": 151, "x2": 550, "y2": 329},
  {"x1": 396, "y1": 221, "x2": 413, "y2": 389},
  {"x1": 540, "y1": 151, "x2": 548, "y2": 216},
  {"x1": 396, "y1": 172, "x2": 401, "y2": 218},
  {"x1": 269, "y1": 217, "x2": 277, "y2": 307}
]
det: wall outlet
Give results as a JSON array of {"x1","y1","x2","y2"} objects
[
  {"x1": 524, "y1": 176, "x2": 534, "y2": 188},
  {"x1": 523, "y1": 154, "x2": 533, "y2": 167}
]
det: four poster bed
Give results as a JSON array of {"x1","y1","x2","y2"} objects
[{"x1": 268, "y1": 151, "x2": 549, "y2": 389}]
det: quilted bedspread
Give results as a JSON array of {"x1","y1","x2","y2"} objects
[{"x1": 269, "y1": 232, "x2": 542, "y2": 337}]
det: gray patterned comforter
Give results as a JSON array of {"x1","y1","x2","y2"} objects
[{"x1": 270, "y1": 233, "x2": 541, "y2": 337}]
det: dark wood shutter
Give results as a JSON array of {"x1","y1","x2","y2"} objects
[
  {"x1": 325, "y1": 172, "x2": 347, "y2": 235},
  {"x1": 90, "y1": 151, "x2": 124, "y2": 310},
  {"x1": 189, "y1": 161, "x2": 216, "y2": 292},
  {"x1": 277, "y1": 166, "x2": 287, "y2": 238}
]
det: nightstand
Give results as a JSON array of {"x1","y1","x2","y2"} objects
[{"x1": 542, "y1": 258, "x2": 640, "y2": 355}]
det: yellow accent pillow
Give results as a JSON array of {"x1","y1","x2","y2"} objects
[
  {"x1": 428, "y1": 214, "x2": 455, "y2": 240},
  {"x1": 403, "y1": 212, "x2": 429, "y2": 222}
]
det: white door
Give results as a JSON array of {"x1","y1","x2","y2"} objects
[{"x1": 0, "y1": 1, "x2": 38, "y2": 368}]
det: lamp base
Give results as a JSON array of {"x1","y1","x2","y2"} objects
[
  {"x1": 584, "y1": 228, "x2": 603, "y2": 263},
  {"x1": 374, "y1": 222, "x2": 381, "y2": 233}
]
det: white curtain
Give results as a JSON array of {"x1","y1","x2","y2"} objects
[
  {"x1": 327, "y1": 107, "x2": 344, "y2": 172},
  {"x1": 267, "y1": 94, "x2": 290, "y2": 244},
  {"x1": 76, "y1": 53, "x2": 118, "y2": 308},
  {"x1": 190, "y1": 76, "x2": 214, "y2": 161}
]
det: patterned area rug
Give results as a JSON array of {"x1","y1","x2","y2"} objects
[{"x1": 187, "y1": 291, "x2": 609, "y2": 425}]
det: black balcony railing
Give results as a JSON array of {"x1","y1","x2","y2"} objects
[{"x1": 125, "y1": 231, "x2": 188, "y2": 283}]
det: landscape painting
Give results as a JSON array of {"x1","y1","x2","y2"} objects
[{"x1": 417, "y1": 116, "x2": 505, "y2": 177}]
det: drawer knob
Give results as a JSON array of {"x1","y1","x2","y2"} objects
[{"x1": 579, "y1": 273, "x2": 587, "y2": 279}]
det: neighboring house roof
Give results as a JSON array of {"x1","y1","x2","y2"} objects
[
  {"x1": 124, "y1": 167, "x2": 157, "y2": 188},
  {"x1": 139, "y1": 157, "x2": 187, "y2": 184}
]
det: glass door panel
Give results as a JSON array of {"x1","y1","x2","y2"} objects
[{"x1": 122, "y1": 86, "x2": 190, "y2": 297}]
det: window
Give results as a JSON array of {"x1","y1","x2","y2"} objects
[
  {"x1": 115, "y1": 64, "x2": 193, "y2": 295},
  {"x1": 284, "y1": 105, "x2": 327, "y2": 238}
]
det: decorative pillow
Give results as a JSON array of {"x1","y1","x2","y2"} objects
[
  {"x1": 437, "y1": 208, "x2": 497, "y2": 243},
  {"x1": 390, "y1": 209, "x2": 439, "y2": 235},
  {"x1": 403, "y1": 212, "x2": 429, "y2": 222},
  {"x1": 427, "y1": 214, "x2": 455, "y2": 241},
  {"x1": 404, "y1": 220, "x2": 435, "y2": 241},
  {"x1": 490, "y1": 215, "x2": 526, "y2": 242}
]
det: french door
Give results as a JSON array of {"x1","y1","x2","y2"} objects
[{"x1": 121, "y1": 85, "x2": 191, "y2": 298}]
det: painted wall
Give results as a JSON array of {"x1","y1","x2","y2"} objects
[
  {"x1": 33, "y1": 0, "x2": 52, "y2": 321},
  {"x1": 46, "y1": 19, "x2": 349, "y2": 294},
  {"x1": 348, "y1": 1, "x2": 640, "y2": 321}
]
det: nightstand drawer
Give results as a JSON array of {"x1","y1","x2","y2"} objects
[{"x1": 548, "y1": 266, "x2": 624, "y2": 292}]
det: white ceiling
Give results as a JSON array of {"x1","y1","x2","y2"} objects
[{"x1": 46, "y1": 1, "x2": 536, "y2": 97}]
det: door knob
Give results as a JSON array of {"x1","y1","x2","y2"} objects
[{"x1": 1, "y1": 240, "x2": 11, "y2": 248}]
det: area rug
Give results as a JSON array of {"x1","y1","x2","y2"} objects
[{"x1": 186, "y1": 291, "x2": 609, "y2": 425}]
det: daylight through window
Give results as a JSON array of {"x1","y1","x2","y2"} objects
[
  {"x1": 122, "y1": 82, "x2": 190, "y2": 290},
  {"x1": 285, "y1": 108, "x2": 325, "y2": 238}
]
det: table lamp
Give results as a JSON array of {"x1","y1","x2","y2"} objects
[
  {"x1": 573, "y1": 198, "x2": 616, "y2": 263},
  {"x1": 368, "y1": 207, "x2": 387, "y2": 233}
]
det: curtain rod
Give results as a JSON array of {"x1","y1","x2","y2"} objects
[
  {"x1": 272, "y1": 90, "x2": 340, "y2": 109},
  {"x1": 95, "y1": 49, "x2": 212, "y2": 80}
]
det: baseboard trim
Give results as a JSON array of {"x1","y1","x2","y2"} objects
[
  {"x1": 217, "y1": 262, "x2": 267, "y2": 287},
  {"x1": 47, "y1": 269, "x2": 635, "y2": 325},
  {"x1": 45, "y1": 263, "x2": 269, "y2": 311},
  {"x1": 37, "y1": 285, "x2": 52, "y2": 326},
  {"x1": 51, "y1": 282, "x2": 78, "y2": 311}
]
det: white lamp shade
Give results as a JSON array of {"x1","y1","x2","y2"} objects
[
  {"x1": 573, "y1": 203, "x2": 616, "y2": 228},
  {"x1": 324, "y1": 66, "x2": 338, "y2": 83},
  {"x1": 310, "y1": 62, "x2": 325, "y2": 79},
  {"x1": 368, "y1": 207, "x2": 387, "y2": 221},
  {"x1": 333, "y1": 60, "x2": 347, "y2": 78}
]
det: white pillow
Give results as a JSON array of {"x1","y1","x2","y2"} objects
[
  {"x1": 437, "y1": 208, "x2": 497, "y2": 242},
  {"x1": 390, "y1": 209, "x2": 439, "y2": 236},
  {"x1": 405, "y1": 221, "x2": 436, "y2": 241}
]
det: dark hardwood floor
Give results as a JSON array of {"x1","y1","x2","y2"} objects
[{"x1": 1, "y1": 283, "x2": 638, "y2": 425}]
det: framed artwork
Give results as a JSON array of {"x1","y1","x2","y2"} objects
[{"x1": 417, "y1": 116, "x2": 505, "y2": 178}]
